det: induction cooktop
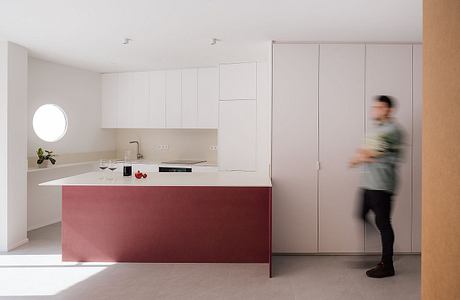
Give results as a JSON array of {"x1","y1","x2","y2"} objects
[{"x1": 161, "y1": 160, "x2": 207, "y2": 165}]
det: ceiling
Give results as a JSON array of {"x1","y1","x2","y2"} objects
[{"x1": 0, "y1": 0, "x2": 422, "y2": 73}]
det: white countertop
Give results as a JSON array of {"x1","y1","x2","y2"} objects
[
  {"x1": 28, "y1": 161, "x2": 98, "y2": 173},
  {"x1": 28, "y1": 160, "x2": 218, "y2": 173},
  {"x1": 39, "y1": 171, "x2": 272, "y2": 187}
]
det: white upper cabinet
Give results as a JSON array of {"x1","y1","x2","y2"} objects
[
  {"x1": 165, "y1": 70, "x2": 182, "y2": 128},
  {"x1": 101, "y1": 73, "x2": 118, "y2": 128},
  {"x1": 130, "y1": 72, "x2": 150, "y2": 128},
  {"x1": 181, "y1": 69, "x2": 198, "y2": 128},
  {"x1": 219, "y1": 63, "x2": 257, "y2": 100},
  {"x1": 100, "y1": 67, "x2": 219, "y2": 129},
  {"x1": 116, "y1": 72, "x2": 150, "y2": 128},
  {"x1": 197, "y1": 67, "x2": 218, "y2": 128},
  {"x1": 218, "y1": 100, "x2": 257, "y2": 171},
  {"x1": 116, "y1": 72, "x2": 133, "y2": 128},
  {"x1": 149, "y1": 71, "x2": 166, "y2": 128}
]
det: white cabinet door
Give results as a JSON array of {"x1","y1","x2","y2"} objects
[
  {"x1": 101, "y1": 73, "x2": 118, "y2": 128},
  {"x1": 117, "y1": 72, "x2": 133, "y2": 128},
  {"x1": 318, "y1": 44, "x2": 365, "y2": 253},
  {"x1": 219, "y1": 63, "x2": 256, "y2": 100},
  {"x1": 197, "y1": 67, "x2": 218, "y2": 128},
  {"x1": 165, "y1": 70, "x2": 182, "y2": 128},
  {"x1": 149, "y1": 71, "x2": 166, "y2": 128},
  {"x1": 412, "y1": 44, "x2": 422, "y2": 252},
  {"x1": 218, "y1": 100, "x2": 257, "y2": 171},
  {"x1": 272, "y1": 44, "x2": 319, "y2": 253},
  {"x1": 116, "y1": 72, "x2": 150, "y2": 128},
  {"x1": 130, "y1": 72, "x2": 150, "y2": 128},
  {"x1": 181, "y1": 69, "x2": 198, "y2": 128},
  {"x1": 365, "y1": 44, "x2": 413, "y2": 253}
]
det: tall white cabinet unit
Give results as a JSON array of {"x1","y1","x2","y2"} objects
[
  {"x1": 318, "y1": 44, "x2": 365, "y2": 253},
  {"x1": 272, "y1": 43, "x2": 422, "y2": 253},
  {"x1": 272, "y1": 44, "x2": 319, "y2": 253},
  {"x1": 219, "y1": 63, "x2": 257, "y2": 100},
  {"x1": 364, "y1": 45, "x2": 413, "y2": 253},
  {"x1": 218, "y1": 63, "x2": 258, "y2": 171},
  {"x1": 218, "y1": 100, "x2": 257, "y2": 171}
]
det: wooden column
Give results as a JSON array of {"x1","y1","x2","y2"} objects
[{"x1": 422, "y1": 0, "x2": 460, "y2": 299}]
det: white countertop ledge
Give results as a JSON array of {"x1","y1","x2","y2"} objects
[{"x1": 39, "y1": 171, "x2": 272, "y2": 187}]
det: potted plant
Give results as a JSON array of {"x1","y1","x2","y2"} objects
[{"x1": 36, "y1": 148, "x2": 56, "y2": 168}]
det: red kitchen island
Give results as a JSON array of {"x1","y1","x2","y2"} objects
[{"x1": 41, "y1": 171, "x2": 273, "y2": 277}]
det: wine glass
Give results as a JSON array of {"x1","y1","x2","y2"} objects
[
  {"x1": 108, "y1": 160, "x2": 117, "y2": 180},
  {"x1": 99, "y1": 159, "x2": 108, "y2": 179}
]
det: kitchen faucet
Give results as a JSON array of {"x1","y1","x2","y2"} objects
[{"x1": 129, "y1": 141, "x2": 143, "y2": 160}]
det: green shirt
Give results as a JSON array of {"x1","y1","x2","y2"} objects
[{"x1": 361, "y1": 119, "x2": 404, "y2": 193}]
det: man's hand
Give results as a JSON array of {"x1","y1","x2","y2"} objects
[
  {"x1": 349, "y1": 148, "x2": 376, "y2": 167},
  {"x1": 359, "y1": 148, "x2": 381, "y2": 159}
]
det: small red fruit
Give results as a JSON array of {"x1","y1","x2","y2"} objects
[
  {"x1": 135, "y1": 171, "x2": 143, "y2": 179},
  {"x1": 142, "y1": 173, "x2": 147, "y2": 178}
]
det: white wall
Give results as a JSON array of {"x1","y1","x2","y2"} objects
[
  {"x1": 28, "y1": 57, "x2": 116, "y2": 157},
  {"x1": 0, "y1": 42, "x2": 28, "y2": 251},
  {"x1": 27, "y1": 58, "x2": 117, "y2": 231}
]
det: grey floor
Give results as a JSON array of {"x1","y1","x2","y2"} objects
[{"x1": 0, "y1": 223, "x2": 420, "y2": 300}]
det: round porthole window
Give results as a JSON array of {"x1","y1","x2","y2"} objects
[{"x1": 33, "y1": 104, "x2": 68, "y2": 142}]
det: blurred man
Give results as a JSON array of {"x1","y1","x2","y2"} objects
[{"x1": 350, "y1": 95, "x2": 403, "y2": 278}]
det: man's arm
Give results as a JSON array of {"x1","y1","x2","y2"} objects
[{"x1": 349, "y1": 148, "x2": 376, "y2": 167}]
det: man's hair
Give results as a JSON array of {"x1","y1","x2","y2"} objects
[{"x1": 375, "y1": 95, "x2": 394, "y2": 108}]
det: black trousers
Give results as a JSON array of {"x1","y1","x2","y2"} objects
[{"x1": 361, "y1": 189, "x2": 395, "y2": 264}]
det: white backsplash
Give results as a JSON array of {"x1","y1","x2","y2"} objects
[{"x1": 115, "y1": 129, "x2": 218, "y2": 163}]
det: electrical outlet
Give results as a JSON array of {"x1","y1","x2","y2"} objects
[
  {"x1": 158, "y1": 145, "x2": 169, "y2": 150},
  {"x1": 209, "y1": 145, "x2": 217, "y2": 151}
]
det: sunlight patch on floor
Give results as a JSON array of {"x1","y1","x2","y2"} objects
[{"x1": 0, "y1": 254, "x2": 114, "y2": 296}]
